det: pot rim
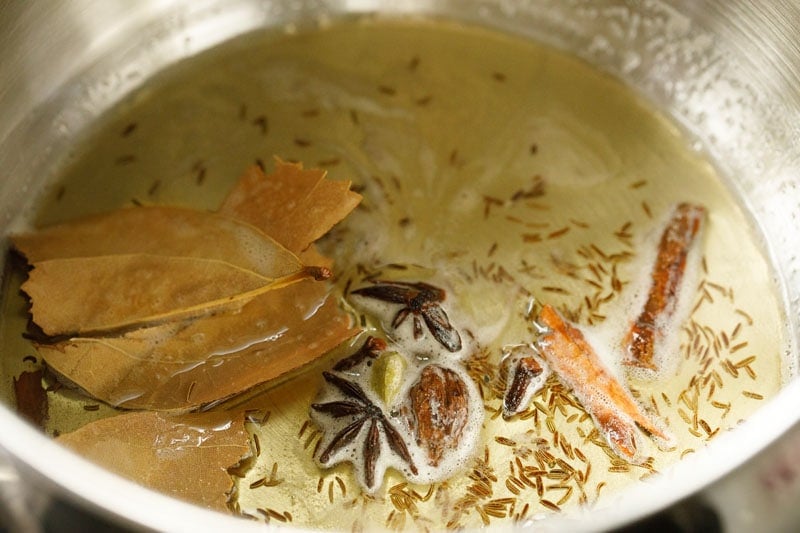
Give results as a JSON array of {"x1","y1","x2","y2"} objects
[{"x1": 1, "y1": 1, "x2": 800, "y2": 530}]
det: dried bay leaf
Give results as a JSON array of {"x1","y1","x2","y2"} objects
[
  {"x1": 219, "y1": 160, "x2": 362, "y2": 253},
  {"x1": 57, "y1": 410, "x2": 250, "y2": 512},
  {"x1": 12, "y1": 206, "x2": 302, "y2": 278},
  {"x1": 37, "y1": 280, "x2": 357, "y2": 411},
  {"x1": 23, "y1": 254, "x2": 320, "y2": 336},
  {"x1": 16, "y1": 160, "x2": 361, "y2": 414}
]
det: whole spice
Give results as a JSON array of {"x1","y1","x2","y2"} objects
[
  {"x1": 405, "y1": 364, "x2": 470, "y2": 466},
  {"x1": 502, "y1": 346, "x2": 550, "y2": 418},
  {"x1": 333, "y1": 336, "x2": 387, "y2": 372},
  {"x1": 14, "y1": 160, "x2": 361, "y2": 410},
  {"x1": 351, "y1": 280, "x2": 462, "y2": 352},
  {"x1": 57, "y1": 410, "x2": 250, "y2": 512},
  {"x1": 13, "y1": 370, "x2": 48, "y2": 427},
  {"x1": 536, "y1": 305, "x2": 674, "y2": 461},
  {"x1": 312, "y1": 370, "x2": 418, "y2": 490},
  {"x1": 624, "y1": 203, "x2": 705, "y2": 372}
]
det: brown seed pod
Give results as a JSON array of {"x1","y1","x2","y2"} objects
[{"x1": 404, "y1": 365, "x2": 469, "y2": 466}]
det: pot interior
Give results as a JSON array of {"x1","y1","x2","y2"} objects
[{"x1": 0, "y1": 1, "x2": 799, "y2": 530}]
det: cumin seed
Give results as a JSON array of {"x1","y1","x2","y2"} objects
[
  {"x1": 542, "y1": 286, "x2": 570, "y2": 294},
  {"x1": 730, "y1": 341, "x2": 749, "y2": 353},
  {"x1": 267, "y1": 508, "x2": 287, "y2": 522},
  {"x1": 547, "y1": 227, "x2": 570, "y2": 239},
  {"x1": 570, "y1": 218, "x2": 589, "y2": 228},
  {"x1": 506, "y1": 479, "x2": 521, "y2": 495},
  {"x1": 734, "y1": 308, "x2": 754, "y2": 325},
  {"x1": 483, "y1": 506, "x2": 506, "y2": 518},
  {"x1": 303, "y1": 429, "x2": 319, "y2": 449},
  {"x1": 557, "y1": 487, "x2": 574, "y2": 506},
  {"x1": 540, "y1": 499, "x2": 560, "y2": 512}
]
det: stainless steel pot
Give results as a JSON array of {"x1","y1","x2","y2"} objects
[{"x1": 1, "y1": 1, "x2": 799, "y2": 530}]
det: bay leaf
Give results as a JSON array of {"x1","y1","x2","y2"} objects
[
  {"x1": 37, "y1": 279, "x2": 357, "y2": 411},
  {"x1": 23, "y1": 254, "x2": 319, "y2": 336},
  {"x1": 12, "y1": 206, "x2": 302, "y2": 278},
  {"x1": 56, "y1": 410, "x2": 250, "y2": 512},
  {"x1": 17, "y1": 161, "x2": 360, "y2": 413},
  {"x1": 219, "y1": 160, "x2": 362, "y2": 253}
]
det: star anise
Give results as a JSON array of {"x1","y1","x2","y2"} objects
[
  {"x1": 351, "y1": 280, "x2": 462, "y2": 352},
  {"x1": 312, "y1": 371, "x2": 418, "y2": 489}
]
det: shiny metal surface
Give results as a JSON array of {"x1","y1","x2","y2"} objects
[{"x1": 1, "y1": 1, "x2": 799, "y2": 530}]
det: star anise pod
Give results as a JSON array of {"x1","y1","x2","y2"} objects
[
  {"x1": 351, "y1": 280, "x2": 462, "y2": 352},
  {"x1": 312, "y1": 371, "x2": 418, "y2": 489}
]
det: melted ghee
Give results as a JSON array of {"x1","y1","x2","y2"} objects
[{"x1": 0, "y1": 17, "x2": 788, "y2": 530}]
